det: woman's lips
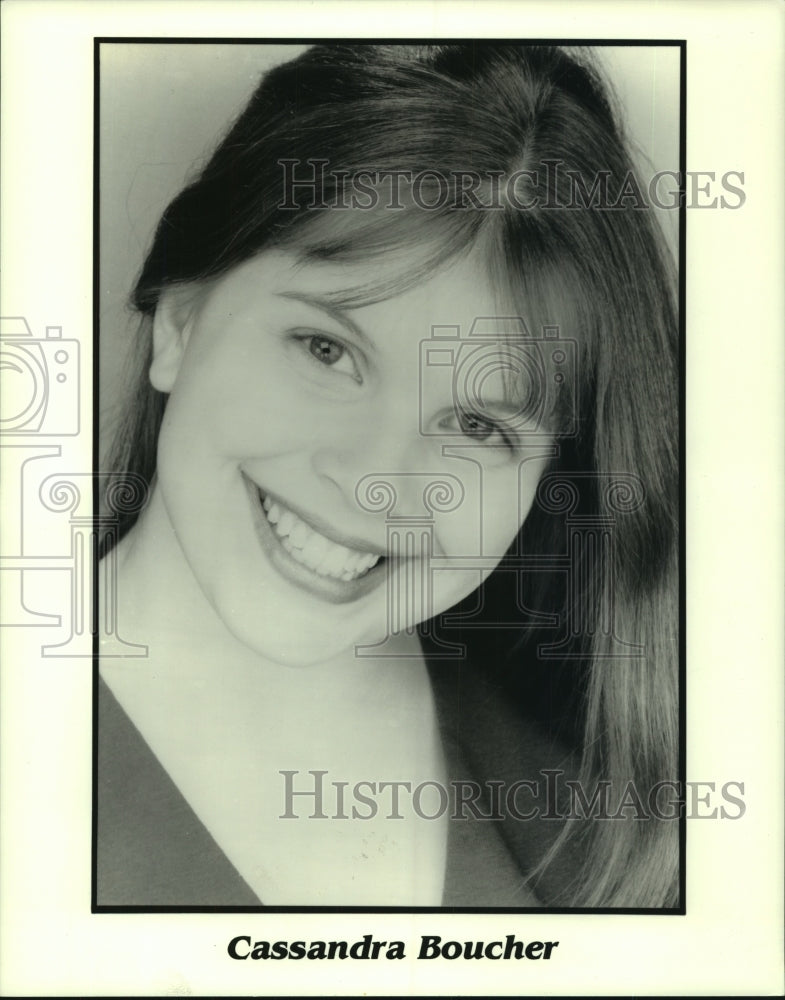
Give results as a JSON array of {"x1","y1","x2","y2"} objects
[
  {"x1": 263, "y1": 495, "x2": 381, "y2": 580},
  {"x1": 241, "y1": 472, "x2": 388, "y2": 605}
]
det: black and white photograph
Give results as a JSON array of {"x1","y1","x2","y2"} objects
[
  {"x1": 96, "y1": 40, "x2": 682, "y2": 911},
  {"x1": 1, "y1": 1, "x2": 782, "y2": 996}
]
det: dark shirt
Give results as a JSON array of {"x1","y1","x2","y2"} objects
[{"x1": 96, "y1": 663, "x2": 583, "y2": 907}]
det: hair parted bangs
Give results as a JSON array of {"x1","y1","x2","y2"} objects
[{"x1": 131, "y1": 41, "x2": 662, "y2": 449}]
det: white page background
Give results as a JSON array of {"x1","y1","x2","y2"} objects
[{"x1": 1, "y1": 1, "x2": 783, "y2": 996}]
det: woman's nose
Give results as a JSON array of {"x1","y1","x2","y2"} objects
[{"x1": 310, "y1": 403, "x2": 434, "y2": 515}]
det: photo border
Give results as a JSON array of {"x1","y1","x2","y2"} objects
[{"x1": 91, "y1": 35, "x2": 687, "y2": 918}]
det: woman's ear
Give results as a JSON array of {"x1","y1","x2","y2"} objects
[{"x1": 149, "y1": 288, "x2": 197, "y2": 392}]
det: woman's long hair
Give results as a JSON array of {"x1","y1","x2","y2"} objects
[{"x1": 103, "y1": 43, "x2": 680, "y2": 907}]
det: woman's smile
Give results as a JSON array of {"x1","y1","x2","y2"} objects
[{"x1": 241, "y1": 470, "x2": 388, "y2": 604}]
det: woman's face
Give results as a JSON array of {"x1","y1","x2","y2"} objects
[{"x1": 150, "y1": 248, "x2": 555, "y2": 666}]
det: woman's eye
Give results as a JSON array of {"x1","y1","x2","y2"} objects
[
  {"x1": 458, "y1": 411, "x2": 498, "y2": 441},
  {"x1": 440, "y1": 409, "x2": 514, "y2": 450},
  {"x1": 294, "y1": 332, "x2": 362, "y2": 382},
  {"x1": 308, "y1": 335, "x2": 344, "y2": 365}
]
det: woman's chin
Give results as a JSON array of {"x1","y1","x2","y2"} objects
[
  {"x1": 221, "y1": 614, "x2": 391, "y2": 671},
  {"x1": 207, "y1": 576, "x2": 432, "y2": 669}
]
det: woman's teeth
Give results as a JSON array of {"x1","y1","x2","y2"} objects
[{"x1": 262, "y1": 495, "x2": 380, "y2": 582}]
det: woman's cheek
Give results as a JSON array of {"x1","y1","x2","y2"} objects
[
  {"x1": 209, "y1": 373, "x2": 308, "y2": 451},
  {"x1": 478, "y1": 466, "x2": 532, "y2": 556}
]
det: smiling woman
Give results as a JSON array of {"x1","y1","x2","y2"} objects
[{"x1": 97, "y1": 41, "x2": 681, "y2": 909}]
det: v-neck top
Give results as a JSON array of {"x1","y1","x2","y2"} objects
[{"x1": 96, "y1": 662, "x2": 583, "y2": 907}]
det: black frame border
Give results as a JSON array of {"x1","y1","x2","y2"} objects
[{"x1": 91, "y1": 35, "x2": 687, "y2": 917}]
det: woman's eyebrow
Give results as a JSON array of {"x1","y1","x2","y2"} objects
[{"x1": 276, "y1": 291, "x2": 376, "y2": 352}]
